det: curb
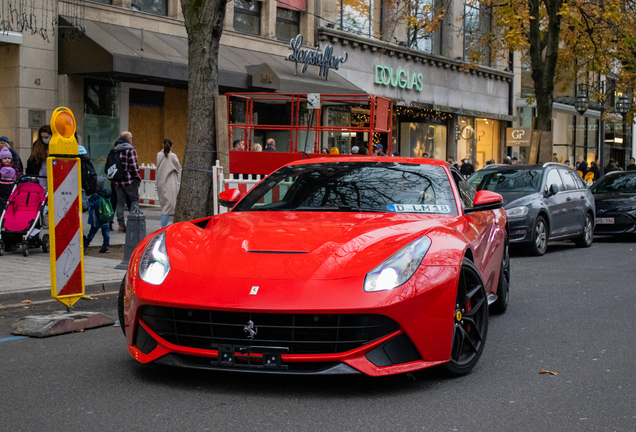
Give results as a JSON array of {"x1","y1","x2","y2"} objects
[{"x1": 0, "y1": 280, "x2": 121, "y2": 303}]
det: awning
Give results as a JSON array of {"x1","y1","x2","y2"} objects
[
  {"x1": 58, "y1": 19, "x2": 361, "y2": 94},
  {"x1": 277, "y1": 0, "x2": 306, "y2": 11}
]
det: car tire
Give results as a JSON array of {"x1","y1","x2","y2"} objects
[
  {"x1": 118, "y1": 276, "x2": 126, "y2": 336},
  {"x1": 442, "y1": 257, "x2": 489, "y2": 376},
  {"x1": 574, "y1": 213, "x2": 594, "y2": 248},
  {"x1": 528, "y1": 216, "x2": 548, "y2": 256},
  {"x1": 490, "y1": 232, "x2": 510, "y2": 315}
]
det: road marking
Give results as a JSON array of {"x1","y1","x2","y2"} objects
[{"x1": 0, "y1": 336, "x2": 27, "y2": 343}]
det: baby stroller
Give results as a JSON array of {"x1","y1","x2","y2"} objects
[{"x1": 0, "y1": 176, "x2": 49, "y2": 256}]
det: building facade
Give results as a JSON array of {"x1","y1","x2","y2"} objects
[{"x1": 1, "y1": 0, "x2": 513, "y2": 173}]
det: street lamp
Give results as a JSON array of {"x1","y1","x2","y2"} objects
[{"x1": 574, "y1": 82, "x2": 632, "y2": 177}]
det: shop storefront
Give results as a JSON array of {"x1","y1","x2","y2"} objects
[{"x1": 319, "y1": 27, "x2": 512, "y2": 163}]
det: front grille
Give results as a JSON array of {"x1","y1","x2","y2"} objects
[
  {"x1": 140, "y1": 305, "x2": 399, "y2": 355},
  {"x1": 595, "y1": 215, "x2": 635, "y2": 233}
]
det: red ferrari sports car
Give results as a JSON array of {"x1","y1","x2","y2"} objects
[{"x1": 120, "y1": 157, "x2": 509, "y2": 377}]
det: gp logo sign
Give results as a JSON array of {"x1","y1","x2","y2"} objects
[{"x1": 506, "y1": 127, "x2": 532, "y2": 146}]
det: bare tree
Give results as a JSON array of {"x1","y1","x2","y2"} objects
[{"x1": 174, "y1": 0, "x2": 227, "y2": 222}]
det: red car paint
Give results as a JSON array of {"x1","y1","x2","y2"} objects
[{"x1": 123, "y1": 157, "x2": 507, "y2": 376}]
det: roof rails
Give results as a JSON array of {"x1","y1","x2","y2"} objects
[{"x1": 542, "y1": 162, "x2": 569, "y2": 168}]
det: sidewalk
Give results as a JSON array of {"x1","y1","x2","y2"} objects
[{"x1": 0, "y1": 206, "x2": 164, "y2": 297}]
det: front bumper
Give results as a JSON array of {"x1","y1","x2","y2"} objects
[
  {"x1": 594, "y1": 212, "x2": 636, "y2": 235},
  {"x1": 508, "y1": 216, "x2": 533, "y2": 244},
  {"x1": 123, "y1": 266, "x2": 459, "y2": 377}
]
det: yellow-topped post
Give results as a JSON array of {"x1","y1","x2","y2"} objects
[{"x1": 47, "y1": 107, "x2": 85, "y2": 308}]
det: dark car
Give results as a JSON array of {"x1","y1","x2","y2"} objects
[
  {"x1": 468, "y1": 163, "x2": 595, "y2": 255},
  {"x1": 590, "y1": 171, "x2": 636, "y2": 236}
]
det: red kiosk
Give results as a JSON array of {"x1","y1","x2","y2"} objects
[{"x1": 227, "y1": 93, "x2": 393, "y2": 176}]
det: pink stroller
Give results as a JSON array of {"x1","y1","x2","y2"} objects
[{"x1": 0, "y1": 178, "x2": 49, "y2": 256}]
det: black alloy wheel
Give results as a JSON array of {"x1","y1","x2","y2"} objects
[
  {"x1": 118, "y1": 276, "x2": 126, "y2": 336},
  {"x1": 528, "y1": 215, "x2": 548, "y2": 256},
  {"x1": 443, "y1": 258, "x2": 489, "y2": 376},
  {"x1": 574, "y1": 213, "x2": 594, "y2": 248},
  {"x1": 490, "y1": 232, "x2": 510, "y2": 314}
]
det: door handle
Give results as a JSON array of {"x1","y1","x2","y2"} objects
[{"x1": 566, "y1": 197, "x2": 572, "y2": 202}]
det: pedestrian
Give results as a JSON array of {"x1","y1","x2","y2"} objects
[
  {"x1": 26, "y1": 125, "x2": 51, "y2": 188},
  {"x1": 321, "y1": 147, "x2": 329, "y2": 154},
  {"x1": 373, "y1": 144, "x2": 386, "y2": 156},
  {"x1": 0, "y1": 147, "x2": 19, "y2": 180},
  {"x1": 605, "y1": 158, "x2": 619, "y2": 173},
  {"x1": 108, "y1": 131, "x2": 140, "y2": 233},
  {"x1": 578, "y1": 161, "x2": 588, "y2": 176},
  {"x1": 253, "y1": 143, "x2": 263, "y2": 152},
  {"x1": 511, "y1": 157, "x2": 518, "y2": 164},
  {"x1": 590, "y1": 160, "x2": 600, "y2": 180},
  {"x1": 156, "y1": 138, "x2": 181, "y2": 228},
  {"x1": 422, "y1": 152, "x2": 429, "y2": 158},
  {"x1": 351, "y1": 146, "x2": 359, "y2": 155},
  {"x1": 84, "y1": 177, "x2": 111, "y2": 253},
  {"x1": 460, "y1": 158, "x2": 475, "y2": 177},
  {"x1": 503, "y1": 156, "x2": 512, "y2": 165},
  {"x1": 232, "y1": 139, "x2": 245, "y2": 151},
  {"x1": 0, "y1": 136, "x2": 23, "y2": 174},
  {"x1": 627, "y1": 157, "x2": 636, "y2": 171},
  {"x1": 264, "y1": 139, "x2": 277, "y2": 152},
  {"x1": 78, "y1": 142, "x2": 97, "y2": 196},
  {"x1": 0, "y1": 166, "x2": 16, "y2": 210}
]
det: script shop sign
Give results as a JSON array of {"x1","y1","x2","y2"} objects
[
  {"x1": 506, "y1": 127, "x2": 532, "y2": 146},
  {"x1": 286, "y1": 35, "x2": 348, "y2": 79}
]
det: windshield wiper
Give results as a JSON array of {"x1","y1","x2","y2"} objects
[{"x1": 293, "y1": 205, "x2": 386, "y2": 213}]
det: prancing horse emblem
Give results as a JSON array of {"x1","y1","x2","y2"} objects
[{"x1": 244, "y1": 320, "x2": 257, "y2": 340}]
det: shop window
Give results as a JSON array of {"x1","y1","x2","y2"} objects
[
  {"x1": 276, "y1": 8, "x2": 300, "y2": 41},
  {"x1": 131, "y1": 0, "x2": 168, "y2": 16},
  {"x1": 407, "y1": 0, "x2": 441, "y2": 55},
  {"x1": 338, "y1": 0, "x2": 373, "y2": 37},
  {"x1": 463, "y1": 1, "x2": 491, "y2": 65},
  {"x1": 474, "y1": 118, "x2": 499, "y2": 169},
  {"x1": 234, "y1": 0, "x2": 261, "y2": 36},
  {"x1": 400, "y1": 122, "x2": 446, "y2": 160},
  {"x1": 520, "y1": 55, "x2": 533, "y2": 98},
  {"x1": 84, "y1": 81, "x2": 118, "y2": 117},
  {"x1": 129, "y1": 89, "x2": 164, "y2": 108}
]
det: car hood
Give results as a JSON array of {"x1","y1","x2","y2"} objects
[
  {"x1": 593, "y1": 193, "x2": 636, "y2": 210},
  {"x1": 502, "y1": 192, "x2": 541, "y2": 208},
  {"x1": 164, "y1": 212, "x2": 458, "y2": 280}
]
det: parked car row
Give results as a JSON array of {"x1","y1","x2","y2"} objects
[{"x1": 467, "y1": 163, "x2": 636, "y2": 255}]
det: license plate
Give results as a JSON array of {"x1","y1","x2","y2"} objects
[{"x1": 595, "y1": 218, "x2": 614, "y2": 224}]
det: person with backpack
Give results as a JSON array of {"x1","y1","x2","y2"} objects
[
  {"x1": 78, "y1": 142, "x2": 98, "y2": 195},
  {"x1": 105, "y1": 131, "x2": 140, "y2": 233},
  {"x1": 84, "y1": 177, "x2": 113, "y2": 253}
]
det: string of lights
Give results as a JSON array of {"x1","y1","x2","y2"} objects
[{"x1": 395, "y1": 106, "x2": 453, "y2": 121}]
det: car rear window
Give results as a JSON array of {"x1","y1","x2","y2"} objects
[
  {"x1": 468, "y1": 169, "x2": 543, "y2": 193},
  {"x1": 233, "y1": 161, "x2": 459, "y2": 215}
]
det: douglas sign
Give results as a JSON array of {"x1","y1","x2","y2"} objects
[{"x1": 286, "y1": 35, "x2": 348, "y2": 79}]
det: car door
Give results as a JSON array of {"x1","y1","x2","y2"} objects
[
  {"x1": 544, "y1": 168, "x2": 569, "y2": 237},
  {"x1": 558, "y1": 168, "x2": 583, "y2": 234},
  {"x1": 452, "y1": 170, "x2": 499, "y2": 289}
]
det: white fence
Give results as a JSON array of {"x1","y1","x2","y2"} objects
[{"x1": 139, "y1": 161, "x2": 264, "y2": 215}]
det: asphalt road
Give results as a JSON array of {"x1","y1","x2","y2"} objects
[{"x1": 1, "y1": 238, "x2": 635, "y2": 432}]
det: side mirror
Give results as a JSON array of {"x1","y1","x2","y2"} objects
[
  {"x1": 466, "y1": 190, "x2": 504, "y2": 213},
  {"x1": 219, "y1": 188, "x2": 243, "y2": 208},
  {"x1": 546, "y1": 183, "x2": 559, "y2": 197}
]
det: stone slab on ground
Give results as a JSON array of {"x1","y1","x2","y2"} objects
[{"x1": 11, "y1": 311, "x2": 115, "y2": 337}]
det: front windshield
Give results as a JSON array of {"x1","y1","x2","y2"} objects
[
  {"x1": 590, "y1": 173, "x2": 636, "y2": 193},
  {"x1": 233, "y1": 162, "x2": 458, "y2": 215},
  {"x1": 468, "y1": 169, "x2": 543, "y2": 193}
]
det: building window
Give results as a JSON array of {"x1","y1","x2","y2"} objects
[
  {"x1": 463, "y1": 1, "x2": 491, "y2": 65},
  {"x1": 234, "y1": 0, "x2": 261, "y2": 36},
  {"x1": 84, "y1": 81, "x2": 118, "y2": 117},
  {"x1": 338, "y1": 0, "x2": 373, "y2": 37},
  {"x1": 276, "y1": 8, "x2": 299, "y2": 42},
  {"x1": 131, "y1": 0, "x2": 168, "y2": 16},
  {"x1": 407, "y1": 0, "x2": 441, "y2": 55}
]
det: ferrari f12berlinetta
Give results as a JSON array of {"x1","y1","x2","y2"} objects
[{"x1": 120, "y1": 158, "x2": 509, "y2": 377}]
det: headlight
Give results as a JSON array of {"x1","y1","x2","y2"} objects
[
  {"x1": 138, "y1": 231, "x2": 171, "y2": 285},
  {"x1": 505, "y1": 206, "x2": 529, "y2": 219},
  {"x1": 364, "y1": 236, "x2": 431, "y2": 292}
]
